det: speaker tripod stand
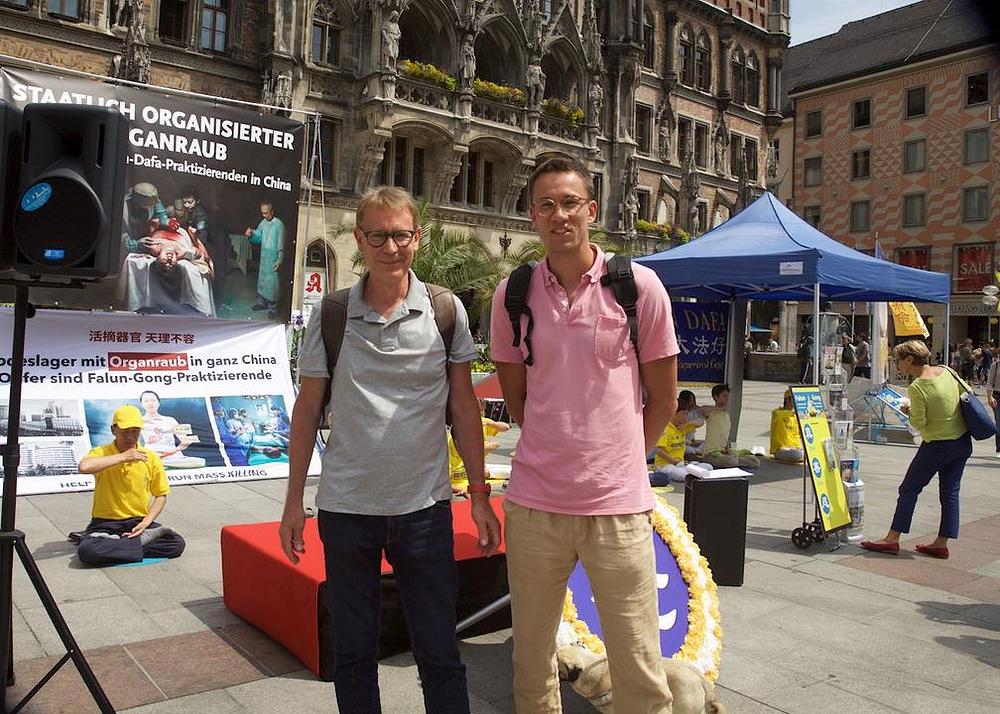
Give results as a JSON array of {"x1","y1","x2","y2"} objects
[{"x1": 0, "y1": 283, "x2": 114, "y2": 713}]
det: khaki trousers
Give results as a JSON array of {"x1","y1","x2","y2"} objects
[{"x1": 503, "y1": 500, "x2": 673, "y2": 713}]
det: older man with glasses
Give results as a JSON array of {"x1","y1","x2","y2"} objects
[
  {"x1": 491, "y1": 157, "x2": 679, "y2": 712},
  {"x1": 281, "y1": 186, "x2": 501, "y2": 713}
]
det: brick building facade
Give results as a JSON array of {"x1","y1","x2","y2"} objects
[
  {"x1": 776, "y1": 0, "x2": 999, "y2": 355},
  {"x1": 0, "y1": 0, "x2": 788, "y2": 312}
]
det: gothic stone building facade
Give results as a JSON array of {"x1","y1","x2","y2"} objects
[{"x1": 0, "y1": 0, "x2": 788, "y2": 306}]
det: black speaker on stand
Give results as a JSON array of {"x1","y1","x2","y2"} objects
[{"x1": 1, "y1": 101, "x2": 127, "y2": 714}]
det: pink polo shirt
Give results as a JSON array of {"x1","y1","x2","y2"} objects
[{"x1": 490, "y1": 247, "x2": 679, "y2": 515}]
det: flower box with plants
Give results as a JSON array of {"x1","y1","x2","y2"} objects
[
  {"x1": 472, "y1": 78, "x2": 525, "y2": 106},
  {"x1": 540, "y1": 98, "x2": 585, "y2": 126},
  {"x1": 635, "y1": 219, "x2": 691, "y2": 244},
  {"x1": 397, "y1": 59, "x2": 457, "y2": 92}
]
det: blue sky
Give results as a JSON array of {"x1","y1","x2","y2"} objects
[{"x1": 790, "y1": 0, "x2": 923, "y2": 45}]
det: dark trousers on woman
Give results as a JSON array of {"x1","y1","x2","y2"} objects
[
  {"x1": 318, "y1": 502, "x2": 469, "y2": 714},
  {"x1": 993, "y1": 391, "x2": 1000, "y2": 452},
  {"x1": 890, "y1": 433, "x2": 972, "y2": 539}
]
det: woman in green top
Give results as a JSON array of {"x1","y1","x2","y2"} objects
[{"x1": 861, "y1": 340, "x2": 971, "y2": 559}]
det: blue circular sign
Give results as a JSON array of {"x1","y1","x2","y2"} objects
[
  {"x1": 568, "y1": 531, "x2": 689, "y2": 657},
  {"x1": 811, "y1": 457, "x2": 823, "y2": 479},
  {"x1": 820, "y1": 493, "x2": 831, "y2": 514},
  {"x1": 20, "y1": 182, "x2": 52, "y2": 213},
  {"x1": 803, "y1": 424, "x2": 814, "y2": 444}
]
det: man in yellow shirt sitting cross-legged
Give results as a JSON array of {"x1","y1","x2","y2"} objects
[{"x1": 74, "y1": 405, "x2": 186, "y2": 567}]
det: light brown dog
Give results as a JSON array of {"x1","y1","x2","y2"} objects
[{"x1": 556, "y1": 645, "x2": 726, "y2": 714}]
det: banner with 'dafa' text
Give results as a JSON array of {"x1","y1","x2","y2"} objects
[
  {"x1": 672, "y1": 302, "x2": 728, "y2": 385},
  {"x1": 0, "y1": 67, "x2": 304, "y2": 323},
  {"x1": 0, "y1": 309, "x2": 320, "y2": 496}
]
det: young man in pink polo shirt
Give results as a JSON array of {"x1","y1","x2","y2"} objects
[{"x1": 490, "y1": 157, "x2": 679, "y2": 712}]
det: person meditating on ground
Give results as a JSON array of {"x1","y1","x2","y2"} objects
[
  {"x1": 75, "y1": 405, "x2": 186, "y2": 566},
  {"x1": 770, "y1": 390, "x2": 804, "y2": 463},
  {"x1": 650, "y1": 402, "x2": 713, "y2": 487},
  {"x1": 700, "y1": 383, "x2": 760, "y2": 469}
]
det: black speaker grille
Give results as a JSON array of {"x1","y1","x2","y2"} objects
[{"x1": 15, "y1": 175, "x2": 102, "y2": 268}]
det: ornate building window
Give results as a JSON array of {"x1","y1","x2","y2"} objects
[
  {"x1": 47, "y1": 0, "x2": 80, "y2": 18},
  {"x1": 635, "y1": 104, "x2": 653, "y2": 155},
  {"x1": 382, "y1": 137, "x2": 427, "y2": 198},
  {"x1": 729, "y1": 134, "x2": 741, "y2": 176},
  {"x1": 745, "y1": 52, "x2": 760, "y2": 107},
  {"x1": 306, "y1": 118, "x2": 338, "y2": 185},
  {"x1": 201, "y1": 0, "x2": 229, "y2": 53},
  {"x1": 744, "y1": 137, "x2": 758, "y2": 180},
  {"x1": 450, "y1": 151, "x2": 495, "y2": 209},
  {"x1": 312, "y1": 1, "x2": 341, "y2": 66},
  {"x1": 642, "y1": 13, "x2": 655, "y2": 69},
  {"x1": 678, "y1": 26, "x2": 694, "y2": 86},
  {"x1": 159, "y1": 0, "x2": 188, "y2": 44},
  {"x1": 694, "y1": 122, "x2": 709, "y2": 169},
  {"x1": 677, "y1": 117, "x2": 692, "y2": 161},
  {"x1": 730, "y1": 47, "x2": 746, "y2": 104},
  {"x1": 694, "y1": 32, "x2": 711, "y2": 91}
]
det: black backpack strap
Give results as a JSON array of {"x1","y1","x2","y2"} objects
[
  {"x1": 425, "y1": 283, "x2": 456, "y2": 356},
  {"x1": 504, "y1": 263, "x2": 535, "y2": 366},
  {"x1": 601, "y1": 254, "x2": 640, "y2": 359},
  {"x1": 321, "y1": 288, "x2": 351, "y2": 378}
]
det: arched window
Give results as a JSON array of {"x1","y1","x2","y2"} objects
[
  {"x1": 695, "y1": 32, "x2": 711, "y2": 91},
  {"x1": 731, "y1": 47, "x2": 746, "y2": 104},
  {"x1": 745, "y1": 52, "x2": 760, "y2": 107},
  {"x1": 678, "y1": 25, "x2": 694, "y2": 86},
  {"x1": 312, "y1": 1, "x2": 342, "y2": 67}
]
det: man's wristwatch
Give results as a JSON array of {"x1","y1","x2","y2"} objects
[{"x1": 466, "y1": 482, "x2": 491, "y2": 496}]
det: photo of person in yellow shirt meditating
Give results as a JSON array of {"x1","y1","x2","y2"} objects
[{"x1": 448, "y1": 398, "x2": 512, "y2": 496}]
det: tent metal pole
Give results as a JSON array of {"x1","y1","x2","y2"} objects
[
  {"x1": 944, "y1": 300, "x2": 951, "y2": 366},
  {"x1": 813, "y1": 283, "x2": 821, "y2": 384}
]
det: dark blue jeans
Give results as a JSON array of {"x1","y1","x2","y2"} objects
[
  {"x1": 890, "y1": 432, "x2": 972, "y2": 539},
  {"x1": 317, "y1": 503, "x2": 469, "y2": 714}
]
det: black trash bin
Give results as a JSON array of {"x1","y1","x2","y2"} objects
[{"x1": 683, "y1": 473, "x2": 749, "y2": 586}]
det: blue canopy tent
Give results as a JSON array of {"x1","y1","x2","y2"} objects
[
  {"x1": 637, "y1": 192, "x2": 951, "y2": 388},
  {"x1": 637, "y1": 192, "x2": 949, "y2": 303}
]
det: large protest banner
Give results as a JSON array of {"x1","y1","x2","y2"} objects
[
  {"x1": 672, "y1": 302, "x2": 728, "y2": 385},
  {"x1": 0, "y1": 67, "x2": 304, "y2": 322},
  {"x1": 0, "y1": 309, "x2": 321, "y2": 496}
]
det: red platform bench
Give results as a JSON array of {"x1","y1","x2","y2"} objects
[{"x1": 221, "y1": 496, "x2": 508, "y2": 680}]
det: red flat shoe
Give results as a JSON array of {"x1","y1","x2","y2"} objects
[
  {"x1": 860, "y1": 540, "x2": 900, "y2": 555},
  {"x1": 915, "y1": 544, "x2": 950, "y2": 559}
]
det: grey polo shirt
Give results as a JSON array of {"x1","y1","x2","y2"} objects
[{"x1": 298, "y1": 271, "x2": 477, "y2": 515}]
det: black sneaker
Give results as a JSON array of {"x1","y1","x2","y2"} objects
[{"x1": 67, "y1": 531, "x2": 86, "y2": 544}]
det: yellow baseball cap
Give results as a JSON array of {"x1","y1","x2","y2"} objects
[{"x1": 112, "y1": 405, "x2": 144, "y2": 430}]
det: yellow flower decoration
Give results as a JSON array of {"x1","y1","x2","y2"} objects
[{"x1": 560, "y1": 495, "x2": 722, "y2": 681}]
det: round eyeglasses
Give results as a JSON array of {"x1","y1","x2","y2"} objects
[
  {"x1": 358, "y1": 229, "x2": 417, "y2": 248},
  {"x1": 534, "y1": 196, "x2": 589, "y2": 217}
]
